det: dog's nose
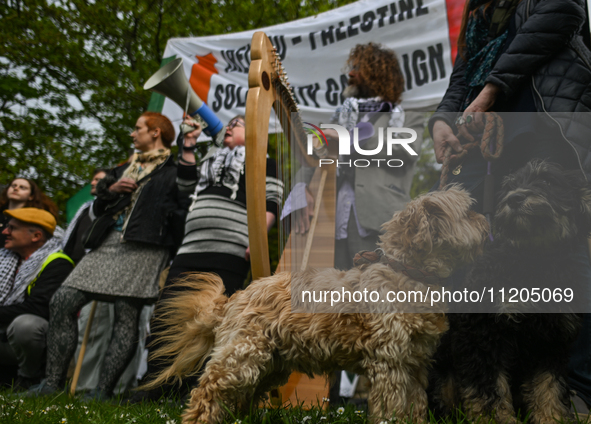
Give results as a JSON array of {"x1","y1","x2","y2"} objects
[{"x1": 506, "y1": 192, "x2": 527, "y2": 208}]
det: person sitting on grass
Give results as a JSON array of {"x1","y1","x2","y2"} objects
[{"x1": 0, "y1": 208, "x2": 74, "y2": 389}]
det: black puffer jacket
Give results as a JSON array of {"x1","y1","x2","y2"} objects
[
  {"x1": 93, "y1": 155, "x2": 190, "y2": 248},
  {"x1": 430, "y1": 0, "x2": 591, "y2": 177}
]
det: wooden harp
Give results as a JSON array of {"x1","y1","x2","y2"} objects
[
  {"x1": 246, "y1": 31, "x2": 337, "y2": 281},
  {"x1": 245, "y1": 31, "x2": 335, "y2": 405}
]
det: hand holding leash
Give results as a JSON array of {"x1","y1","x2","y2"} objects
[
  {"x1": 439, "y1": 112, "x2": 504, "y2": 190},
  {"x1": 433, "y1": 120, "x2": 463, "y2": 164},
  {"x1": 457, "y1": 83, "x2": 500, "y2": 141}
]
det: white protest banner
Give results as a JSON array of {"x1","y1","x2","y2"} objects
[{"x1": 154, "y1": 0, "x2": 462, "y2": 134}]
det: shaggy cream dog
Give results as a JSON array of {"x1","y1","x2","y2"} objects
[{"x1": 149, "y1": 187, "x2": 489, "y2": 424}]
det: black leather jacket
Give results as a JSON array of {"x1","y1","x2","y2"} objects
[
  {"x1": 93, "y1": 155, "x2": 189, "y2": 248},
  {"x1": 430, "y1": 0, "x2": 591, "y2": 177}
]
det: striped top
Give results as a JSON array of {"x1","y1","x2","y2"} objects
[{"x1": 176, "y1": 155, "x2": 283, "y2": 259}]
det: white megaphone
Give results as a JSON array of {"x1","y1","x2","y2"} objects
[{"x1": 143, "y1": 58, "x2": 224, "y2": 139}]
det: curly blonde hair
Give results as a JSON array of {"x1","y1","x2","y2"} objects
[{"x1": 346, "y1": 43, "x2": 404, "y2": 104}]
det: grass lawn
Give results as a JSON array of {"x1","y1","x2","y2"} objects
[
  {"x1": 0, "y1": 390, "x2": 375, "y2": 424},
  {"x1": 2, "y1": 389, "x2": 590, "y2": 424}
]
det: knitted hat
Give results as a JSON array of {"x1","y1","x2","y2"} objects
[{"x1": 3, "y1": 208, "x2": 57, "y2": 235}]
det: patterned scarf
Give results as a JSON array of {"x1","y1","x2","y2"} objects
[
  {"x1": 0, "y1": 229, "x2": 64, "y2": 305},
  {"x1": 190, "y1": 145, "x2": 246, "y2": 208},
  {"x1": 0, "y1": 248, "x2": 19, "y2": 304},
  {"x1": 122, "y1": 149, "x2": 171, "y2": 182},
  {"x1": 463, "y1": 0, "x2": 510, "y2": 109},
  {"x1": 331, "y1": 97, "x2": 405, "y2": 183},
  {"x1": 117, "y1": 149, "x2": 170, "y2": 232},
  {"x1": 331, "y1": 97, "x2": 405, "y2": 131}
]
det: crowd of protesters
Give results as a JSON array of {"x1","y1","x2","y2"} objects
[
  {"x1": 0, "y1": 111, "x2": 282, "y2": 402},
  {"x1": 2, "y1": 0, "x2": 591, "y2": 413}
]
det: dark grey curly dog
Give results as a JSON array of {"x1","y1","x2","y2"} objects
[{"x1": 429, "y1": 160, "x2": 591, "y2": 424}]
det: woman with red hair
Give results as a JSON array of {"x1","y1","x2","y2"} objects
[{"x1": 28, "y1": 112, "x2": 188, "y2": 400}]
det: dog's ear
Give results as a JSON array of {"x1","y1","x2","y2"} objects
[
  {"x1": 413, "y1": 205, "x2": 435, "y2": 254},
  {"x1": 403, "y1": 199, "x2": 444, "y2": 255},
  {"x1": 380, "y1": 200, "x2": 435, "y2": 257}
]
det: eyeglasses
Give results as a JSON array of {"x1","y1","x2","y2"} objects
[
  {"x1": 4, "y1": 224, "x2": 22, "y2": 233},
  {"x1": 227, "y1": 119, "x2": 245, "y2": 129},
  {"x1": 3, "y1": 223, "x2": 37, "y2": 236}
]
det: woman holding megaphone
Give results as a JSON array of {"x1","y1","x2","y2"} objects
[
  {"x1": 128, "y1": 114, "x2": 283, "y2": 403},
  {"x1": 27, "y1": 112, "x2": 189, "y2": 400}
]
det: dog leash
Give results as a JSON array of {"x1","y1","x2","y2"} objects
[
  {"x1": 439, "y1": 112, "x2": 504, "y2": 189},
  {"x1": 439, "y1": 111, "x2": 504, "y2": 241},
  {"x1": 352, "y1": 249, "x2": 443, "y2": 285}
]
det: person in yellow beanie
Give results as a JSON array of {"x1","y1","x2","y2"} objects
[{"x1": 0, "y1": 208, "x2": 74, "y2": 389}]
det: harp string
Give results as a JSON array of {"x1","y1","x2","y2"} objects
[
  {"x1": 273, "y1": 79, "x2": 291, "y2": 260},
  {"x1": 260, "y1": 40, "x2": 310, "y2": 269},
  {"x1": 271, "y1": 51, "x2": 304, "y2": 263}
]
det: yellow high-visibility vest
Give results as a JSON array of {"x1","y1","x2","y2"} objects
[{"x1": 27, "y1": 251, "x2": 75, "y2": 296}]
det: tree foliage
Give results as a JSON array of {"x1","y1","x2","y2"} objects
[{"x1": 0, "y1": 0, "x2": 355, "y2": 221}]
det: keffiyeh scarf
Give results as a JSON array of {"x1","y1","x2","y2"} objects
[
  {"x1": 191, "y1": 145, "x2": 246, "y2": 207},
  {"x1": 332, "y1": 97, "x2": 405, "y2": 131},
  {"x1": 0, "y1": 229, "x2": 64, "y2": 305}
]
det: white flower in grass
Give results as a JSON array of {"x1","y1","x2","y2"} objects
[
  {"x1": 166, "y1": 421, "x2": 177, "y2": 424},
  {"x1": 337, "y1": 407, "x2": 345, "y2": 414},
  {"x1": 322, "y1": 397, "x2": 329, "y2": 402},
  {"x1": 302, "y1": 416, "x2": 312, "y2": 422},
  {"x1": 355, "y1": 410, "x2": 363, "y2": 414},
  {"x1": 61, "y1": 418, "x2": 67, "y2": 423},
  {"x1": 320, "y1": 417, "x2": 327, "y2": 420}
]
